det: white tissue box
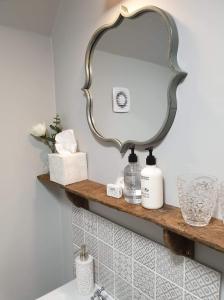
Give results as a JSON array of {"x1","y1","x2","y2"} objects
[{"x1": 48, "y1": 152, "x2": 88, "y2": 185}]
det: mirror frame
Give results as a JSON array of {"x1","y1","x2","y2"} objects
[{"x1": 82, "y1": 5, "x2": 187, "y2": 153}]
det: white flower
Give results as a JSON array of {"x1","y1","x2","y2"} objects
[{"x1": 30, "y1": 123, "x2": 46, "y2": 137}]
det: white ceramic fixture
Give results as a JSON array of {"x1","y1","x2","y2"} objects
[{"x1": 36, "y1": 279, "x2": 112, "y2": 300}]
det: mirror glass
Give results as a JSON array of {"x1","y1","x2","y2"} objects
[{"x1": 90, "y1": 11, "x2": 175, "y2": 144}]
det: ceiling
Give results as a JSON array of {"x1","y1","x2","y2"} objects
[
  {"x1": 96, "y1": 12, "x2": 169, "y2": 67},
  {"x1": 0, "y1": 0, "x2": 60, "y2": 35}
]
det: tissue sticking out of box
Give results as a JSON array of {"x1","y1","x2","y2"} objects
[{"x1": 55, "y1": 129, "x2": 77, "y2": 155}]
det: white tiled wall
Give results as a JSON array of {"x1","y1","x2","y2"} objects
[{"x1": 72, "y1": 205, "x2": 221, "y2": 300}]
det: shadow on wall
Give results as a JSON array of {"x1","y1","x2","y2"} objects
[{"x1": 105, "y1": 0, "x2": 123, "y2": 10}]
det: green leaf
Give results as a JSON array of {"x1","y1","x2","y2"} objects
[
  {"x1": 50, "y1": 125, "x2": 58, "y2": 131},
  {"x1": 46, "y1": 137, "x2": 54, "y2": 142},
  {"x1": 49, "y1": 114, "x2": 62, "y2": 133}
]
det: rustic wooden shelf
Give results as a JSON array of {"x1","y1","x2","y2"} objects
[{"x1": 38, "y1": 174, "x2": 224, "y2": 257}]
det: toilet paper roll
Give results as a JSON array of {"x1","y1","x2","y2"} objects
[{"x1": 75, "y1": 255, "x2": 94, "y2": 295}]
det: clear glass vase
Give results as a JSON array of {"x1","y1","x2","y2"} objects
[
  {"x1": 177, "y1": 174, "x2": 218, "y2": 226},
  {"x1": 218, "y1": 181, "x2": 224, "y2": 224}
]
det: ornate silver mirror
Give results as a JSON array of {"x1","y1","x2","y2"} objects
[{"x1": 83, "y1": 6, "x2": 186, "y2": 153}]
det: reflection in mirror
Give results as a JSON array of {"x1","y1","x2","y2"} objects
[
  {"x1": 91, "y1": 12, "x2": 174, "y2": 142},
  {"x1": 84, "y1": 7, "x2": 186, "y2": 152}
]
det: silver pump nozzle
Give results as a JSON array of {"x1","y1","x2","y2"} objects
[{"x1": 80, "y1": 244, "x2": 89, "y2": 261}]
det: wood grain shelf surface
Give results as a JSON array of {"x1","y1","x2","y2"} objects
[{"x1": 38, "y1": 174, "x2": 224, "y2": 254}]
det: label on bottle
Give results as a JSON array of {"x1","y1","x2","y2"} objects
[
  {"x1": 141, "y1": 175, "x2": 150, "y2": 199},
  {"x1": 124, "y1": 172, "x2": 141, "y2": 201},
  {"x1": 125, "y1": 174, "x2": 136, "y2": 195}
]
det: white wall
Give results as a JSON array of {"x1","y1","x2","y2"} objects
[
  {"x1": 0, "y1": 26, "x2": 65, "y2": 300},
  {"x1": 52, "y1": 0, "x2": 224, "y2": 296}
]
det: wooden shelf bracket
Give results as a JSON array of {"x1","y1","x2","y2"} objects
[{"x1": 163, "y1": 229, "x2": 194, "y2": 258}]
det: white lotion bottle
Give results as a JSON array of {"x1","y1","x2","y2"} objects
[
  {"x1": 141, "y1": 148, "x2": 163, "y2": 209},
  {"x1": 75, "y1": 245, "x2": 94, "y2": 295}
]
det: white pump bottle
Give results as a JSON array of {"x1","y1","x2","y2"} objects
[{"x1": 141, "y1": 148, "x2": 163, "y2": 209}]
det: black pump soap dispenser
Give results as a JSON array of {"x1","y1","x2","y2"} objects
[
  {"x1": 128, "y1": 146, "x2": 137, "y2": 162},
  {"x1": 146, "y1": 148, "x2": 156, "y2": 165},
  {"x1": 123, "y1": 146, "x2": 141, "y2": 204},
  {"x1": 140, "y1": 148, "x2": 163, "y2": 209}
]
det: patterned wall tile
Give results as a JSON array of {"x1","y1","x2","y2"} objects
[
  {"x1": 156, "y1": 275, "x2": 183, "y2": 300},
  {"x1": 156, "y1": 244, "x2": 184, "y2": 287},
  {"x1": 99, "y1": 263, "x2": 115, "y2": 297},
  {"x1": 98, "y1": 240, "x2": 113, "y2": 270},
  {"x1": 83, "y1": 210, "x2": 98, "y2": 236},
  {"x1": 185, "y1": 258, "x2": 221, "y2": 300},
  {"x1": 133, "y1": 233, "x2": 155, "y2": 271},
  {"x1": 114, "y1": 224, "x2": 132, "y2": 256},
  {"x1": 85, "y1": 232, "x2": 98, "y2": 259},
  {"x1": 98, "y1": 216, "x2": 114, "y2": 246},
  {"x1": 72, "y1": 224, "x2": 84, "y2": 247},
  {"x1": 114, "y1": 249, "x2": 132, "y2": 284},
  {"x1": 115, "y1": 275, "x2": 132, "y2": 300},
  {"x1": 73, "y1": 243, "x2": 80, "y2": 256},
  {"x1": 72, "y1": 205, "x2": 83, "y2": 227},
  {"x1": 133, "y1": 261, "x2": 154, "y2": 299},
  {"x1": 71, "y1": 210, "x2": 221, "y2": 300},
  {"x1": 184, "y1": 292, "x2": 199, "y2": 300},
  {"x1": 133, "y1": 288, "x2": 150, "y2": 300}
]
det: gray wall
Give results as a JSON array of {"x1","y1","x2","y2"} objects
[
  {"x1": 52, "y1": 0, "x2": 224, "y2": 296},
  {"x1": 0, "y1": 26, "x2": 65, "y2": 300},
  {"x1": 92, "y1": 50, "x2": 170, "y2": 142}
]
